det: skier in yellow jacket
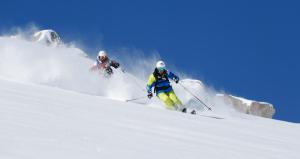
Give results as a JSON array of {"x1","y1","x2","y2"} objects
[{"x1": 147, "y1": 61, "x2": 186, "y2": 112}]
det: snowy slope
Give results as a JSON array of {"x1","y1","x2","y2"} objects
[
  {"x1": 0, "y1": 31, "x2": 276, "y2": 118},
  {"x1": 0, "y1": 30, "x2": 297, "y2": 158},
  {"x1": 0, "y1": 77, "x2": 299, "y2": 159}
]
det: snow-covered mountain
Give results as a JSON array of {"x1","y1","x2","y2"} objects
[{"x1": 32, "y1": 29, "x2": 62, "y2": 46}]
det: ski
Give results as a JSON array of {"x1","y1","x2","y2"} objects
[
  {"x1": 184, "y1": 108, "x2": 224, "y2": 119},
  {"x1": 197, "y1": 114, "x2": 224, "y2": 119}
]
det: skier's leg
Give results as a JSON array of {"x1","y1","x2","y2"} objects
[
  {"x1": 157, "y1": 92, "x2": 175, "y2": 110},
  {"x1": 168, "y1": 90, "x2": 184, "y2": 110}
]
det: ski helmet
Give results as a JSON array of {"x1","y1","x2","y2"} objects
[
  {"x1": 156, "y1": 61, "x2": 166, "y2": 71},
  {"x1": 98, "y1": 50, "x2": 107, "y2": 58}
]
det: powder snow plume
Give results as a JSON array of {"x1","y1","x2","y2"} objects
[
  {"x1": 0, "y1": 29, "x2": 240, "y2": 115},
  {"x1": 0, "y1": 32, "x2": 159, "y2": 102}
]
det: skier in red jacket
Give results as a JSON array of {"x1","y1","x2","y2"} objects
[{"x1": 90, "y1": 50, "x2": 120, "y2": 77}]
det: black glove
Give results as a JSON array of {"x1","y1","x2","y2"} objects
[
  {"x1": 105, "y1": 67, "x2": 113, "y2": 75},
  {"x1": 147, "y1": 92, "x2": 153, "y2": 99},
  {"x1": 173, "y1": 77, "x2": 179, "y2": 83},
  {"x1": 110, "y1": 61, "x2": 120, "y2": 69}
]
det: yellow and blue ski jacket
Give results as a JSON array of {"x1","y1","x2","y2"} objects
[{"x1": 147, "y1": 68, "x2": 179, "y2": 95}]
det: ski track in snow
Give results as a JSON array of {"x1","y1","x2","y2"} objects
[{"x1": 0, "y1": 77, "x2": 300, "y2": 159}]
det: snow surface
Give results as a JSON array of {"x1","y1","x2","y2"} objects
[
  {"x1": 0, "y1": 29, "x2": 300, "y2": 159},
  {"x1": 1, "y1": 31, "x2": 297, "y2": 158},
  {"x1": 0, "y1": 77, "x2": 300, "y2": 159}
]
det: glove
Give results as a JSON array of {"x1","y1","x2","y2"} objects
[
  {"x1": 147, "y1": 92, "x2": 153, "y2": 99},
  {"x1": 105, "y1": 67, "x2": 113, "y2": 75},
  {"x1": 173, "y1": 77, "x2": 179, "y2": 83},
  {"x1": 114, "y1": 63, "x2": 120, "y2": 68},
  {"x1": 111, "y1": 61, "x2": 120, "y2": 68}
]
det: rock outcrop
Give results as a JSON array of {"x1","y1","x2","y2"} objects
[{"x1": 216, "y1": 94, "x2": 275, "y2": 118}]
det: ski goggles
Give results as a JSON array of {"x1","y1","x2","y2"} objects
[
  {"x1": 158, "y1": 67, "x2": 166, "y2": 71},
  {"x1": 98, "y1": 56, "x2": 107, "y2": 61}
]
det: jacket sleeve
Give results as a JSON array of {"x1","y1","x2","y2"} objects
[
  {"x1": 89, "y1": 61, "x2": 98, "y2": 71},
  {"x1": 146, "y1": 74, "x2": 156, "y2": 93},
  {"x1": 168, "y1": 71, "x2": 179, "y2": 81},
  {"x1": 110, "y1": 60, "x2": 120, "y2": 68}
]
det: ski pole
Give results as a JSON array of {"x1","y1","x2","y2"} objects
[
  {"x1": 178, "y1": 82, "x2": 212, "y2": 111},
  {"x1": 125, "y1": 96, "x2": 147, "y2": 102}
]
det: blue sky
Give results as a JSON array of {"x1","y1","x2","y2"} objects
[{"x1": 1, "y1": 0, "x2": 299, "y2": 122}]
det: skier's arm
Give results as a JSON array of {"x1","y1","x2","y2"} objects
[
  {"x1": 89, "y1": 62, "x2": 98, "y2": 71},
  {"x1": 146, "y1": 74, "x2": 156, "y2": 93},
  {"x1": 168, "y1": 71, "x2": 179, "y2": 83},
  {"x1": 110, "y1": 60, "x2": 120, "y2": 69},
  {"x1": 146, "y1": 74, "x2": 156, "y2": 99}
]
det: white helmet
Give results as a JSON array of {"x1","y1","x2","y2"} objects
[
  {"x1": 156, "y1": 61, "x2": 166, "y2": 70},
  {"x1": 98, "y1": 50, "x2": 107, "y2": 58}
]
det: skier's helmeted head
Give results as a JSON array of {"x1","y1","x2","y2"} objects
[
  {"x1": 156, "y1": 60, "x2": 166, "y2": 74},
  {"x1": 98, "y1": 50, "x2": 107, "y2": 62}
]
